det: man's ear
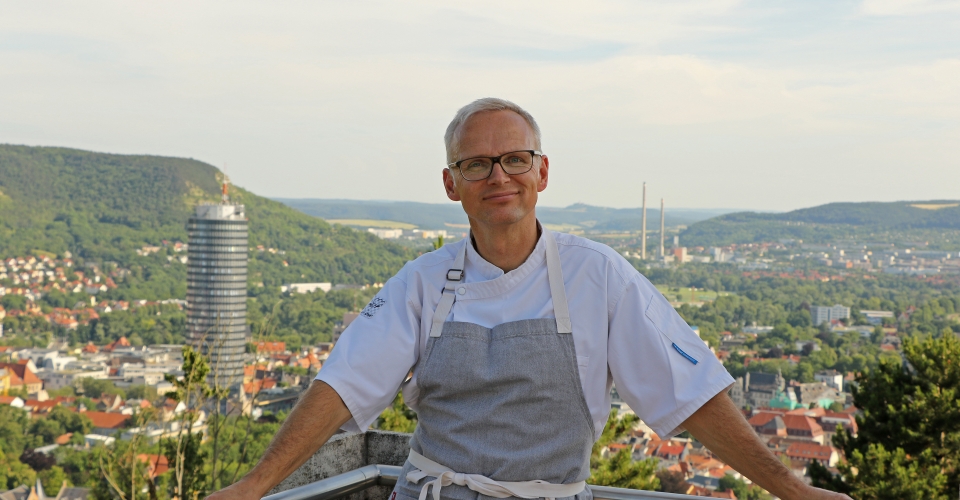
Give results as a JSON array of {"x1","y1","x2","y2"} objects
[
  {"x1": 443, "y1": 168, "x2": 461, "y2": 201},
  {"x1": 537, "y1": 155, "x2": 549, "y2": 193}
]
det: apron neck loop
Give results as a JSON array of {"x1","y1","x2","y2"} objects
[{"x1": 429, "y1": 229, "x2": 573, "y2": 337}]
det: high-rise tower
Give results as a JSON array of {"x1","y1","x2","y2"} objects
[
  {"x1": 659, "y1": 198, "x2": 665, "y2": 258},
  {"x1": 186, "y1": 178, "x2": 248, "y2": 388},
  {"x1": 640, "y1": 182, "x2": 647, "y2": 260}
]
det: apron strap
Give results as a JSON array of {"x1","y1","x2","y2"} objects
[
  {"x1": 429, "y1": 239, "x2": 467, "y2": 338},
  {"x1": 544, "y1": 231, "x2": 573, "y2": 334},
  {"x1": 429, "y1": 229, "x2": 573, "y2": 337},
  {"x1": 406, "y1": 449, "x2": 586, "y2": 500}
]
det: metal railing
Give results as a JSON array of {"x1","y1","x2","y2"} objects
[{"x1": 262, "y1": 465, "x2": 699, "y2": 500}]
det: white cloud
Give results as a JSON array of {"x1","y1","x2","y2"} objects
[
  {"x1": 0, "y1": 0, "x2": 957, "y2": 210},
  {"x1": 861, "y1": 0, "x2": 960, "y2": 15}
]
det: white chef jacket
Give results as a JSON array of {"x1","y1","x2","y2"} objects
[{"x1": 316, "y1": 229, "x2": 734, "y2": 439}]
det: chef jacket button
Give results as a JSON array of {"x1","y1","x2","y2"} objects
[{"x1": 457, "y1": 287, "x2": 466, "y2": 295}]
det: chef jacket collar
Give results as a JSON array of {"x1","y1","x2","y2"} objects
[{"x1": 460, "y1": 221, "x2": 548, "y2": 300}]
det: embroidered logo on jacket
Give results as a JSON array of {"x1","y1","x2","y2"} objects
[{"x1": 361, "y1": 297, "x2": 386, "y2": 318}]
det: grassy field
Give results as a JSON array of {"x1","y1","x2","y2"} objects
[
  {"x1": 543, "y1": 223, "x2": 583, "y2": 232},
  {"x1": 656, "y1": 285, "x2": 730, "y2": 303},
  {"x1": 326, "y1": 219, "x2": 417, "y2": 229}
]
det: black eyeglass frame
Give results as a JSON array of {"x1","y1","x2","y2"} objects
[{"x1": 447, "y1": 150, "x2": 543, "y2": 181}]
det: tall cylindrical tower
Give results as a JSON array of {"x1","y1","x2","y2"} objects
[
  {"x1": 186, "y1": 203, "x2": 248, "y2": 388},
  {"x1": 659, "y1": 198, "x2": 665, "y2": 259},
  {"x1": 641, "y1": 182, "x2": 647, "y2": 260}
]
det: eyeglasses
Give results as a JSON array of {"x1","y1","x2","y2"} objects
[{"x1": 447, "y1": 150, "x2": 542, "y2": 181}]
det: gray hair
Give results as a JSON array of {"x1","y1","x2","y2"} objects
[{"x1": 444, "y1": 97, "x2": 542, "y2": 165}]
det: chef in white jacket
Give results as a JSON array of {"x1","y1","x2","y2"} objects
[{"x1": 207, "y1": 98, "x2": 851, "y2": 500}]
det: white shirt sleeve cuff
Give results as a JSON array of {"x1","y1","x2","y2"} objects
[
  {"x1": 649, "y1": 375, "x2": 736, "y2": 439},
  {"x1": 315, "y1": 372, "x2": 373, "y2": 433}
]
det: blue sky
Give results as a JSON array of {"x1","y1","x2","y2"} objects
[{"x1": 0, "y1": 0, "x2": 957, "y2": 211}]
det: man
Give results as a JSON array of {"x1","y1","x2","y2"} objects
[{"x1": 208, "y1": 99, "x2": 851, "y2": 500}]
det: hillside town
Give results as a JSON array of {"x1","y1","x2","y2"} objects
[{"x1": 1, "y1": 297, "x2": 880, "y2": 499}]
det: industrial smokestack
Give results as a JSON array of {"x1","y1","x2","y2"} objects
[
  {"x1": 641, "y1": 182, "x2": 647, "y2": 259},
  {"x1": 659, "y1": 198, "x2": 665, "y2": 258}
]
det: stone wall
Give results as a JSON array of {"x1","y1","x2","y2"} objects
[{"x1": 267, "y1": 430, "x2": 411, "y2": 500}]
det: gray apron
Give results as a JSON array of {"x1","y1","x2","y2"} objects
[{"x1": 391, "y1": 231, "x2": 596, "y2": 500}]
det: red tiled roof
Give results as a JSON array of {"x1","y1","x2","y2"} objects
[
  {"x1": 55, "y1": 433, "x2": 74, "y2": 445},
  {"x1": 103, "y1": 337, "x2": 130, "y2": 352},
  {"x1": 256, "y1": 341, "x2": 286, "y2": 353},
  {"x1": 785, "y1": 442, "x2": 835, "y2": 460},
  {"x1": 85, "y1": 411, "x2": 130, "y2": 429},
  {"x1": 138, "y1": 454, "x2": 170, "y2": 478},
  {"x1": 0, "y1": 362, "x2": 41, "y2": 386},
  {"x1": 24, "y1": 399, "x2": 60, "y2": 410},
  {"x1": 747, "y1": 412, "x2": 779, "y2": 427},
  {"x1": 0, "y1": 395, "x2": 20, "y2": 404},
  {"x1": 781, "y1": 414, "x2": 824, "y2": 435},
  {"x1": 655, "y1": 443, "x2": 685, "y2": 458}
]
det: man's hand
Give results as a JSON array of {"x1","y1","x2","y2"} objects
[
  {"x1": 205, "y1": 477, "x2": 263, "y2": 500},
  {"x1": 204, "y1": 380, "x2": 352, "y2": 500},
  {"x1": 682, "y1": 392, "x2": 853, "y2": 500}
]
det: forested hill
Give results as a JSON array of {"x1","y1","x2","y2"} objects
[
  {"x1": 681, "y1": 200, "x2": 960, "y2": 247},
  {"x1": 0, "y1": 145, "x2": 414, "y2": 296},
  {"x1": 277, "y1": 198, "x2": 734, "y2": 231}
]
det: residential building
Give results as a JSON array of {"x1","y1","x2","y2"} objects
[
  {"x1": 281, "y1": 282, "x2": 332, "y2": 294},
  {"x1": 729, "y1": 371, "x2": 785, "y2": 409},
  {"x1": 749, "y1": 412, "x2": 786, "y2": 438},
  {"x1": 781, "y1": 414, "x2": 825, "y2": 444},
  {"x1": 814, "y1": 370, "x2": 843, "y2": 391},
  {"x1": 784, "y1": 442, "x2": 839, "y2": 467},
  {"x1": 0, "y1": 361, "x2": 43, "y2": 393},
  {"x1": 256, "y1": 342, "x2": 286, "y2": 355},
  {"x1": 85, "y1": 411, "x2": 131, "y2": 435},
  {"x1": 860, "y1": 310, "x2": 894, "y2": 326},
  {"x1": 0, "y1": 395, "x2": 24, "y2": 407},
  {"x1": 333, "y1": 312, "x2": 360, "y2": 344},
  {"x1": 367, "y1": 228, "x2": 403, "y2": 239},
  {"x1": 186, "y1": 201, "x2": 249, "y2": 388},
  {"x1": 811, "y1": 304, "x2": 850, "y2": 326},
  {"x1": 792, "y1": 381, "x2": 844, "y2": 408}
]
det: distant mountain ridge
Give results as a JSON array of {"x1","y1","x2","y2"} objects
[
  {"x1": 0, "y1": 145, "x2": 414, "y2": 296},
  {"x1": 275, "y1": 198, "x2": 737, "y2": 231},
  {"x1": 680, "y1": 200, "x2": 960, "y2": 246}
]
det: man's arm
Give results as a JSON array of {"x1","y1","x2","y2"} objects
[
  {"x1": 206, "y1": 380, "x2": 353, "y2": 500},
  {"x1": 682, "y1": 392, "x2": 852, "y2": 500}
]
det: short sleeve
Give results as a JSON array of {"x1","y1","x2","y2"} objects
[
  {"x1": 315, "y1": 272, "x2": 421, "y2": 432},
  {"x1": 607, "y1": 274, "x2": 734, "y2": 438}
]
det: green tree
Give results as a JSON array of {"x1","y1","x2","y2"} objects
[
  {"x1": 0, "y1": 405, "x2": 39, "y2": 453},
  {"x1": 589, "y1": 410, "x2": 659, "y2": 491},
  {"x1": 654, "y1": 470, "x2": 689, "y2": 494},
  {"x1": 0, "y1": 444, "x2": 37, "y2": 490},
  {"x1": 29, "y1": 418, "x2": 65, "y2": 445},
  {"x1": 811, "y1": 334, "x2": 960, "y2": 499},
  {"x1": 162, "y1": 345, "x2": 213, "y2": 500},
  {"x1": 377, "y1": 393, "x2": 417, "y2": 433},
  {"x1": 125, "y1": 384, "x2": 158, "y2": 401},
  {"x1": 719, "y1": 474, "x2": 771, "y2": 500},
  {"x1": 39, "y1": 465, "x2": 69, "y2": 495},
  {"x1": 48, "y1": 405, "x2": 93, "y2": 435},
  {"x1": 78, "y1": 377, "x2": 125, "y2": 399}
]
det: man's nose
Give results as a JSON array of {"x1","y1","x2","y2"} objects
[{"x1": 487, "y1": 161, "x2": 511, "y2": 183}]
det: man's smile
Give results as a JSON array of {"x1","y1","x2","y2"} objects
[{"x1": 482, "y1": 191, "x2": 520, "y2": 201}]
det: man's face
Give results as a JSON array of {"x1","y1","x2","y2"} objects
[{"x1": 443, "y1": 110, "x2": 549, "y2": 228}]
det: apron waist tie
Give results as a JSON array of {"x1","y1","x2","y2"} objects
[{"x1": 406, "y1": 450, "x2": 586, "y2": 500}]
